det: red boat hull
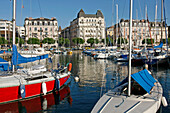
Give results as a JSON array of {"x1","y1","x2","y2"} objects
[
  {"x1": 0, "y1": 85, "x2": 71, "y2": 113},
  {"x1": 0, "y1": 75, "x2": 70, "y2": 104}
]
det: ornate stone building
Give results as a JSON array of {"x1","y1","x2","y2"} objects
[
  {"x1": 24, "y1": 17, "x2": 58, "y2": 42},
  {"x1": 70, "y1": 9, "x2": 105, "y2": 47},
  {"x1": 107, "y1": 19, "x2": 168, "y2": 46}
]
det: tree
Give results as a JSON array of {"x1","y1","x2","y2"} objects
[
  {"x1": 27, "y1": 38, "x2": 40, "y2": 44},
  {"x1": 87, "y1": 38, "x2": 99, "y2": 47},
  {"x1": 16, "y1": 37, "x2": 24, "y2": 45},
  {"x1": 0, "y1": 37, "x2": 7, "y2": 45},
  {"x1": 101, "y1": 37, "x2": 113, "y2": 46},
  {"x1": 42, "y1": 38, "x2": 55, "y2": 44},
  {"x1": 58, "y1": 37, "x2": 64, "y2": 46},
  {"x1": 72, "y1": 38, "x2": 85, "y2": 45},
  {"x1": 10, "y1": 37, "x2": 24, "y2": 45},
  {"x1": 117, "y1": 37, "x2": 128, "y2": 44},
  {"x1": 142, "y1": 39, "x2": 154, "y2": 44},
  {"x1": 65, "y1": 38, "x2": 70, "y2": 47}
]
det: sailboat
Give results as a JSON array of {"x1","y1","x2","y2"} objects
[
  {"x1": 0, "y1": 0, "x2": 72, "y2": 104},
  {"x1": 142, "y1": 0, "x2": 169, "y2": 67},
  {"x1": 91, "y1": 0, "x2": 167, "y2": 112}
]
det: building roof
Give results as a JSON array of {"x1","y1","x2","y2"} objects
[
  {"x1": 25, "y1": 17, "x2": 57, "y2": 21},
  {"x1": 77, "y1": 9, "x2": 104, "y2": 18}
]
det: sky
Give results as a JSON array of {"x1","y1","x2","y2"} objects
[{"x1": 0, "y1": 0, "x2": 169, "y2": 29}]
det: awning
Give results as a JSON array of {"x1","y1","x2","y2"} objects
[{"x1": 131, "y1": 69, "x2": 156, "y2": 94}]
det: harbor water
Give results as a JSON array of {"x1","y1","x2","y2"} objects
[{"x1": 0, "y1": 51, "x2": 169, "y2": 113}]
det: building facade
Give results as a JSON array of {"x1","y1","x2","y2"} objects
[
  {"x1": 107, "y1": 19, "x2": 168, "y2": 46},
  {"x1": 24, "y1": 17, "x2": 58, "y2": 42},
  {"x1": 16, "y1": 26, "x2": 25, "y2": 39},
  {"x1": 61, "y1": 26, "x2": 70, "y2": 39},
  {"x1": 0, "y1": 19, "x2": 13, "y2": 41},
  {"x1": 70, "y1": 9, "x2": 105, "y2": 47}
]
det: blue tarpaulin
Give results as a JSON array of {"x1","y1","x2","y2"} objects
[
  {"x1": 12, "y1": 44, "x2": 49, "y2": 65},
  {"x1": 131, "y1": 69, "x2": 156, "y2": 94},
  {"x1": 154, "y1": 42, "x2": 163, "y2": 49}
]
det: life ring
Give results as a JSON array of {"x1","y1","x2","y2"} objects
[{"x1": 68, "y1": 63, "x2": 72, "y2": 72}]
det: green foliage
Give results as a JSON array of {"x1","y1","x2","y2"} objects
[
  {"x1": 142, "y1": 39, "x2": 154, "y2": 44},
  {"x1": 27, "y1": 38, "x2": 40, "y2": 44},
  {"x1": 0, "y1": 37, "x2": 7, "y2": 45},
  {"x1": 87, "y1": 38, "x2": 99, "y2": 47},
  {"x1": 10, "y1": 37, "x2": 24, "y2": 45},
  {"x1": 58, "y1": 37, "x2": 71, "y2": 47},
  {"x1": 42, "y1": 38, "x2": 55, "y2": 44},
  {"x1": 72, "y1": 37, "x2": 85, "y2": 45},
  {"x1": 16, "y1": 37, "x2": 25, "y2": 44},
  {"x1": 117, "y1": 37, "x2": 128, "y2": 44},
  {"x1": 162, "y1": 38, "x2": 170, "y2": 44},
  {"x1": 65, "y1": 38, "x2": 70, "y2": 47},
  {"x1": 101, "y1": 37, "x2": 114, "y2": 46},
  {"x1": 58, "y1": 37, "x2": 64, "y2": 46}
]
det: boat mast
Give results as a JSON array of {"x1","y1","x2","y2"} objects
[
  {"x1": 155, "y1": 1, "x2": 157, "y2": 44},
  {"x1": 161, "y1": 0, "x2": 163, "y2": 43},
  {"x1": 144, "y1": 5, "x2": 147, "y2": 50},
  {"x1": 163, "y1": 0, "x2": 168, "y2": 53},
  {"x1": 128, "y1": 0, "x2": 133, "y2": 97},
  {"x1": 12, "y1": 0, "x2": 16, "y2": 72},
  {"x1": 116, "y1": 4, "x2": 118, "y2": 47}
]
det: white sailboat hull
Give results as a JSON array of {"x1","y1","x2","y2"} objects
[{"x1": 91, "y1": 81, "x2": 162, "y2": 113}]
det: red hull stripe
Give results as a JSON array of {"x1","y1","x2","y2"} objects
[{"x1": 0, "y1": 75, "x2": 70, "y2": 104}]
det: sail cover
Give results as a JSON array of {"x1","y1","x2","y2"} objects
[
  {"x1": 131, "y1": 69, "x2": 156, "y2": 94},
  {"x1": 154, "y1": 42, "x2": 163, "y2": 49},
  {"x1": 12, "y1": 44, "x2": 48, "y2": 65},
  {"x1": 0, "y1": 57, "x2": 9, "y2": 71}
]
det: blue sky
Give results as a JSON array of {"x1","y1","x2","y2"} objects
[{"x1": 0, "y1": 0, "x2": 169, "y2": 29}]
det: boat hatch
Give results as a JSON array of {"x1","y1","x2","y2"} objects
[{"x1": 25, "y1": 75, "x2": 48, "y2": 81}]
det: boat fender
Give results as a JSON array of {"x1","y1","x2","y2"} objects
[
  {"x1": 74, "y1": 76, "x2": 80, "y2": 82},
  {"x1": 20, "y1": 84, "x2": 26, "y2": 98},
  {"x1": 42, "y1": 82, "x2": 47, "y2": 95},
  {"x1": 55, "y1": 79, "x2": 60, "y2": 90},
  {"x1": 162, "y1": 96, "x2": 168, "y2": 107},
  {"x1": 68, "y1": 63, "x2": 72, "y2": 72}
]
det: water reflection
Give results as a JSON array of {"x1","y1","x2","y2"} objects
[
  {"x1": 10, "y1": 51, "x2": 169, "y2": 112},
  {"x1": 0, "y1": 85, "x2": 72, "y2": 113}
]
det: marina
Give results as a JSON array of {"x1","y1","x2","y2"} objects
[
  {"x1": 0, "y1": 0, "x2": 170, "y2": 112},
  {"x1": 0, "y1": 51, "x2": 169, "y2": 112}
]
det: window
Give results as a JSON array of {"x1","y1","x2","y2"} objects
[
  {"x1": 34, "y1": 27, "x2": 37, "y2": 31},
  {"x1": 45, "y1": 28, "x2": 48, "y2": 31},
  {"x1": 37, "y1": 22, "x2": 39, "y2": 25},
  {"x1": 50, "y1": 28, "x2": 52, "y2": 31},
  {"x1": 48, "y1": 22, "x2": 50, "y2": 25},
  {"x1": 32, "y1": 22, "x2": 34, "y2": 25},
  {"x1": 29, "y1": 27, "x2": 31, "y2": 31}
]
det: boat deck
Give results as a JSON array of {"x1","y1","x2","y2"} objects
[{"x1": 92, "y1": 82, "x2": 162, "y2": 113}]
